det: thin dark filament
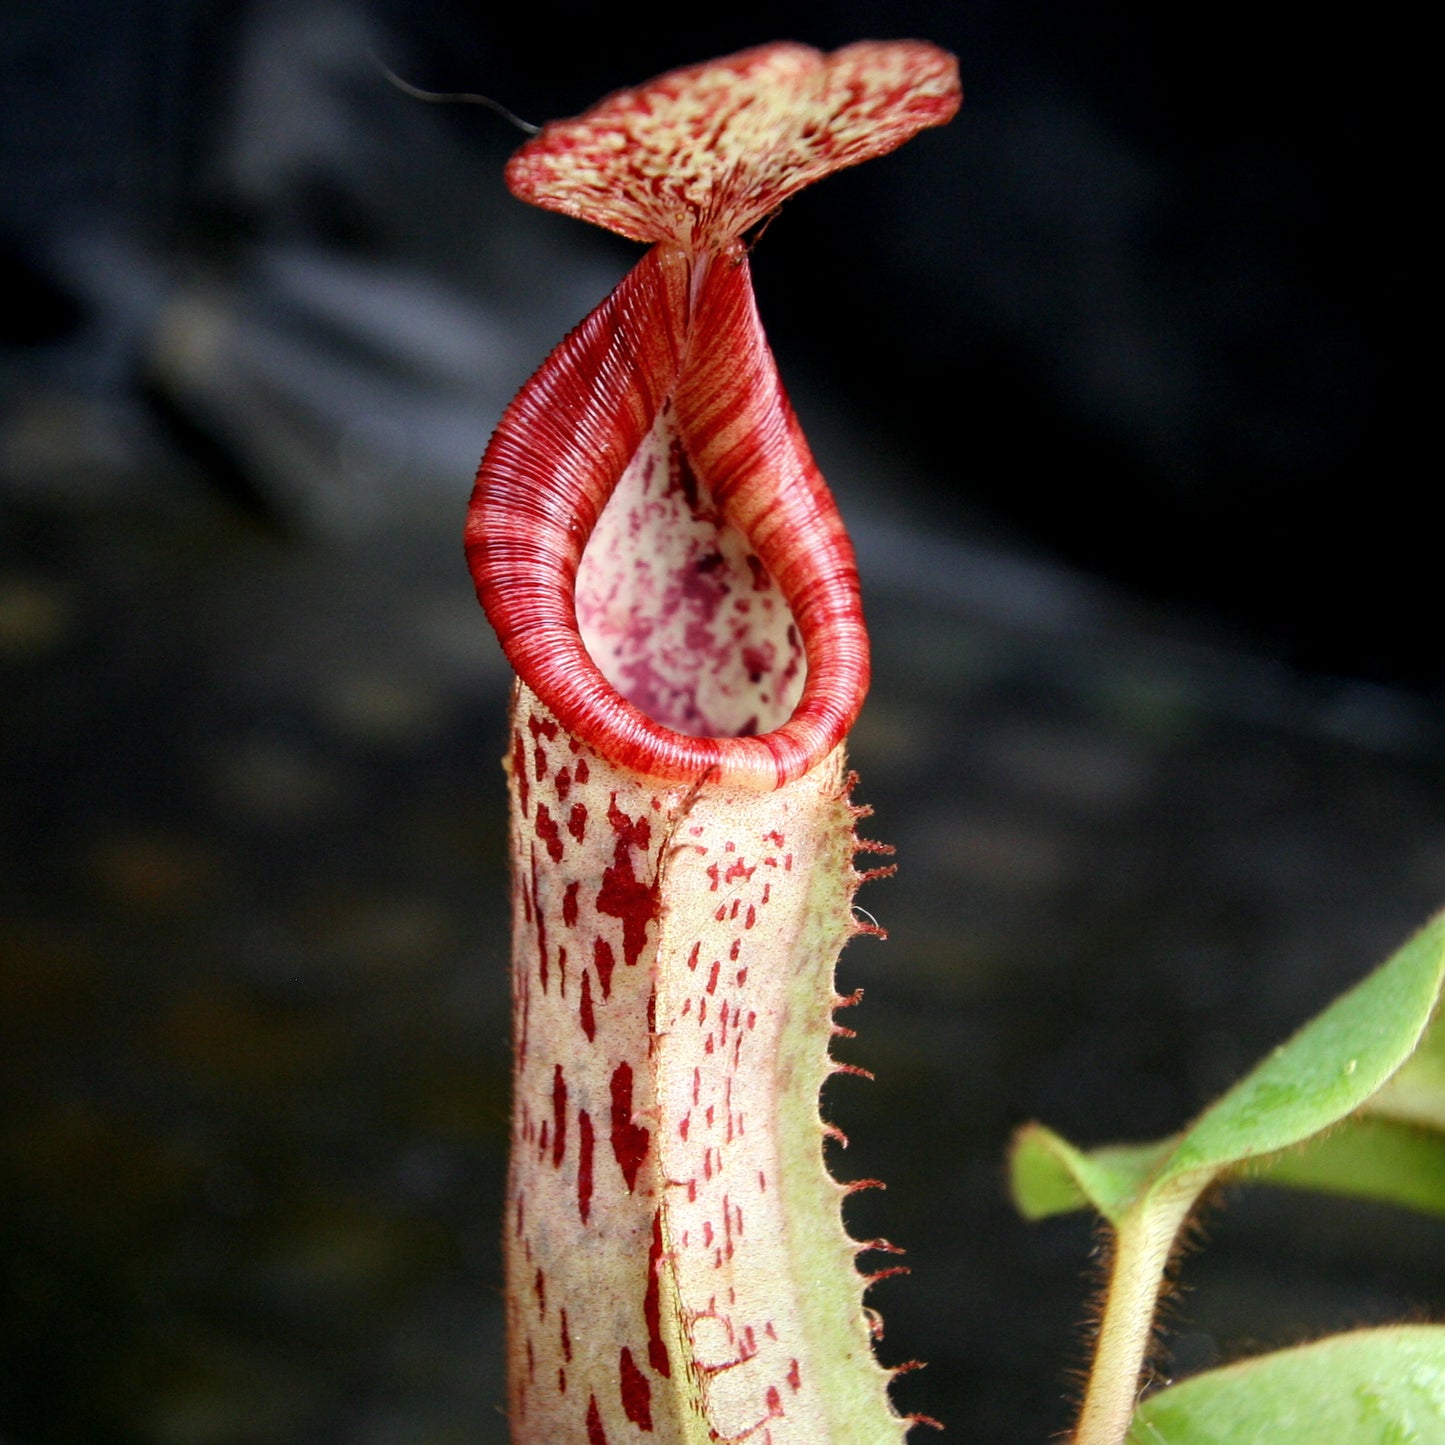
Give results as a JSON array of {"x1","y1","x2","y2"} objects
[{"x1": 372, "y1": 54, "x2": 541, "y2": 135}]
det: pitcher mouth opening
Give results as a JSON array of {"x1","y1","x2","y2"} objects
[{"x1": 574, "y1": 403, "x2": 807, "y2": 746}]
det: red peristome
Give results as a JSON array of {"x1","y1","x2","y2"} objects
[
  {"x1": 505, "y1": 41, "x2": 960, "y2": 249},
  {"x1": 468, "y1": 239, "x2": 869, "y2": 790}
]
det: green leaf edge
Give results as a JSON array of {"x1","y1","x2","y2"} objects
[{"x1": 1124, "y1": 1324, "x2": 1445, "y2": 1444}]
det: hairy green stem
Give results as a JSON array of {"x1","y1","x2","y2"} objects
[{"x1": 1074, "y1": 1181, "x2": 1203, "y2": 1445}]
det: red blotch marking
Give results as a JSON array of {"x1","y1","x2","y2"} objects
[
  {"x1": 534, "y1": 804, "x2": 563, "y2": 863},
  {"x1": 741, "y1": 644, "x2": 772, "y2": 681},
  {"x1": 586, "y1": 1394, "x2": 609, "y2": 1445},
  {"x1": 512, "y1": 732, "x2": 530, "y2": 816},
  {"x1": 724, "y1": 858, "x2": 753, "y2": 883},
  {"x1": 575, "y1": 757, "x2": 590, "y2": 783},
  {"x1": 534, "y1": 743, "x2": 548, "y2": 782},
  {"x1": 705, "y1": 959, "x2": 720, "y2": 995},
  {"x1": 687, "y1": 942, "x2": 701, "y2": 971},
  {"x1": 619, "y1": 1347, "x2": 654, "y2": 1431},
  {"x1": 556, "y1": 765, "x2": 572, "y2": 800},
  {"x1": 764, "y1": 830, "x2": 785, "y2": 846},
  {"x1": 745, "y1": 904, "x2": 756, "y2": 929},
  {"x1": 568, "y1": 801, "x2": 588, "y2": 842},
  {"x1": 559, "y1": 1367, "x2": 567, "y2": 1393},
  {"x1": 551, "y1": 1067, "x2": 568, "y2": 1167},
  {"x1": 645, "y1": 1210, "x2": 671, "y2": 1376},
  {"x1": 596, "y1": 816, "x2": 658, "y2": 968},
  {"x1": 577, "y1": 1110, "x2": 594, "y2": 1223},
  {"x1": 527, "y1": 1338, "x2": 535, "y2": 1380},
  {"x1": 737, "y1": 969, "x2": 748, "y2": 986},
  {"x1": 610, "y1": 1061, "x2": 651, "y2": 1191},
  {"x1": 787, "y1": 1358, "x2": 801, "y2": 1391},
  {"x1": 534, "y1": 1268, "x2": 546, "y2": 1313},
  {"x1": 563, "y1": 881, "x2": 579, "y2": 927},
  {"x1": 561, "y1": 1308, "x2": 572, "y2": 1360},
  {"x1": 580, "y1": 969, "x2": 596, "y2": 1041},
  {"x1": 531, "y1": 851, "x2": 547, "y2": 968},
  {"x1": 607, "y1": 795, "x2": 651, "y2": 849},
  {"x1": 765, "y1": 1385, "x2": 784, "y2": 1418},
  {"x1": 728, "y1": 939, "x2": 741, "y2": 961},
  {"x1": 527, "y1": 713, "x2": 558, "y2": 742},
  {"x1": 594, "y1": 937, "x2": 616, "y2": 999}
]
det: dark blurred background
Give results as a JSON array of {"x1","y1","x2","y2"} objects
[{"x1": 2, "y1": 2, "x2": 1439, "y2": 1442}]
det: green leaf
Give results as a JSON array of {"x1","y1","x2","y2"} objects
[
  {"x1": 1011, "y1": 917, "x2": 1445, "y2": 1445},
  {"x1": 1125, "y1": 1326, "x2": 1445, "y2": 1444},
  {"x1": 1251, "y1": 1115, "x2": 1445, "y2": 1218},
  {"x1": 1009, "y1": 913, "x2": 1445, "y2": 1224},
  {"x1": 1010, "y1": 1126, "x2": 1172, "y2": 1226},
  {"x1": 1367, "y1": 1001, "x2": 1445, "y2": 1132},
  {"x1": 1156, "y1": 912, "x2": 1445, "y2": 1190}
]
